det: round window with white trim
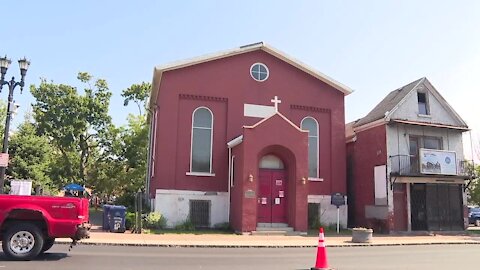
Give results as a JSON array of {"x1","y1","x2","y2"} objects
[{"x1": 250, "y1": 63, "x2": 269, "y2": 82}]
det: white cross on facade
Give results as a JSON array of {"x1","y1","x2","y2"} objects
[{"x1": 271, "y1": 96, "x2": 281, "y2": 112}]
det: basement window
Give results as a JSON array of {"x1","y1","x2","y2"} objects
[{"x1": 189, "y1": 200, "x2": 211, "y2": 228}]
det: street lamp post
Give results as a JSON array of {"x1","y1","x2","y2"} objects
[{"x1": 0, "y1": 55, "x2": 30, "y2": 194}]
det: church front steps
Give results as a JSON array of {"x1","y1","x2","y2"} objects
[{"x1": 252, "y1": 223, "x2": 297, "y2": 235}]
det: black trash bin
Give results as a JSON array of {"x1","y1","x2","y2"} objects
[
  {"x1": 102, "y1": 204, "x2": 112, "y2": 231},
  {"x1": 108, "y1": 205, "x2": 127, "y2": 233}
]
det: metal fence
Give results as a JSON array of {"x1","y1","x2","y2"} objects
[{"x1": 389, "y1": 154, "x2": 475, "y2": 178}]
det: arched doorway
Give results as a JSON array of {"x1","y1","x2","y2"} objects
[{"x1": 258, "y1": 154, "x2": 288, "y2": 223}]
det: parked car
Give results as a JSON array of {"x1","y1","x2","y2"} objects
[
  {"x1": 0, "y1": 194, "x2": 90, "y2": 260},
  {"x1": 468, "y1": 207, "x2": 480, "y2": 226}
]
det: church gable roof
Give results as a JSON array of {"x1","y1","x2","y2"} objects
[
  {"x1": 227, "y1": 112, "x2": 307, "y2": 149},
  {"x1": 150, "y1": 42, "x2": 353, "y2": 109},
  {"x1": 244, "y1": 112, "x2": 307, "y2": 133}
]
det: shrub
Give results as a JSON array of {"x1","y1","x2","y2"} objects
[
  {"x1": 115, "y1": 192, "x2": 150, "y2": 213},
  {"x1": 174, "y1": 219, "x2": 195, "y2": 231},
  {"x1": 214, "y1": 222, "x2": 231, "y2": 231},
  {"x1": 125, "y1": 212, "x2": 136, "y2": 230},
  {"x1": 115, "y1": 193, "x2": 136, "y2": 212},
  {"x1": 143, "y1": 212, "x2": 167, "y2": 230},
  {"x1": 309, "y1": 218, "x2": 322, "y2": 229}
]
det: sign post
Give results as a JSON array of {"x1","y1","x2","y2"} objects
[{"x1": 331, "y1": 192, "x2": 345, "y2": 234}]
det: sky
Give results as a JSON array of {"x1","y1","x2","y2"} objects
[{"x1": 2, "y1": 0, "x2": 479, "y2": 160}]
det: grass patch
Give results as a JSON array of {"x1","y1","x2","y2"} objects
[
  {"x1": 466, "y1": 228, "x2": 480, "y2": 235},
  {"x1": 143, "y1": 228, "x2": 234, "y2": 235},
  {"x1": 307, "y1": 228, "x2": 351, "y2": 236}
]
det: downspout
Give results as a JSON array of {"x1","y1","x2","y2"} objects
[
  {"x1": 229, "y1": 155, "x2": 236, "y2": 224},
  {"x1": 146, "y1": 107, "x2": 157, "y2": 208},
  {"x1": 227, "y1": 147, "x2": 232, "y2": 223},
  {"x1": 226, "y1": 135, "x2": 243, "y2": 226},
  {"x1": 145, "y1": 110, "x2": 153, "y2": 201}
]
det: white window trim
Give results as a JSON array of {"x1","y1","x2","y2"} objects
[
  {"x1": 250, "y1": 62, "x2": 269, "y2": 82},
  {"x1": 308, "y1": 177, "x2": 324, "y2": 182},
  {"x1": 301, "y1": 116, "x2": 319, "y2": 179},
  {"x1": 189, "y1": 106, "x2": 214, "y2": 174},
  {"x1": 186, "y1": 172, "x2": 216, "y2": 177}
]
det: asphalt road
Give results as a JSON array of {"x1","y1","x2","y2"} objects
[{"x1": 1, "y1": 244, "x2": 479, "y2": 269}]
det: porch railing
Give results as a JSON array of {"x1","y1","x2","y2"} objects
[{"x1": 389, "y1": 154, "x2": 476, "y2": 179}]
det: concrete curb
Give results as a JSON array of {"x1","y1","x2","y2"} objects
[{"x1": 54, "y1": 240, "x2": 480, "y2": 248}]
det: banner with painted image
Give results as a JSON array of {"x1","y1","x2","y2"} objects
[{"x1": 419, "y1": 148, "x2": 457, "y2": 175}]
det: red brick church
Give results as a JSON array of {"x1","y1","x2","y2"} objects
[{"x1": 147, "y1": 42, "x2": 352, "y2": 233}]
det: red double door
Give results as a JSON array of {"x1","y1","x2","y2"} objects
[{"x1": 257, "y1": 169, "x2": 287, "y2": 223}]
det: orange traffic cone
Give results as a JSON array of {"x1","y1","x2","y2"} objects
[{"x1": 311, "y1": 227, "x2": 332, "y2": 270}]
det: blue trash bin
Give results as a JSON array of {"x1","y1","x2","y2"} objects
[
  {"x1": 102, "y1": 204, "x2": 112, "y2": 231},
  {"x1": 108, "y1": 205, "x2": 127, "y2": 233}
]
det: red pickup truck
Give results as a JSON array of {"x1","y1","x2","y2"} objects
[{"x1": 0, "y1": 194, "x2": 90, "y2": 260}]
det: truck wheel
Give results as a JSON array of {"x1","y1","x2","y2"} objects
[
  {"x1": 41, "y1": 238, "x2": 55, "y2": 253},
  {"x1": 1, "y1": 223, "x2": 45, "y2": 261}
]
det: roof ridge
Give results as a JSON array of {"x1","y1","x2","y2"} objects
[
  {"x1": 149, "y1": 43, "x2": 353, "y2": 109},
  {"x1": 354, "y1": 77, "x2": 425, "y2": 127}
]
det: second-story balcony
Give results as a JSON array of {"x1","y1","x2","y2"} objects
[{"x1": 389, "y1": 152, "x2": 476, "y2": 179}]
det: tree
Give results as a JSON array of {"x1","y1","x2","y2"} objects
[
  {"x1": 86, "y1": 116, "x2": 148, "y2": 197},
  {"x1": 7, "y1": 116, "x2": 54, "y2": 193},
  {"x1": 467, "y1": 162, "x2": 480, "y2": 202},
  {"x1": 121, "y1": 82, "x2": 150, "y2": 115},
  {"x1": 121, "y1": 82, "x2": 150, "y2": 192},
  {"x1": 30, "y1": 72, "x2": 112, "y2": 186},
  {"x1": 119, "y1": 114, "x2": 148, "y2": 193}
]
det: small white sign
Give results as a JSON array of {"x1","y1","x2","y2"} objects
[
  {"x1": 261, "y1": 197, "x2": 267, "y2": 205},
  {"x1": 279, "y1": 191, "x2": 284, "y2": 198},
  {"x1": 275, "y1": 198, "x2": 280, "y2": 205},
  {"x1": 10, "y1": 180, "x2": 32, "y2": 195},
  {"x1": 0, "y1": 153, "x2": 9, "y2": 167},
  {"x1": 244, "y1": 104, "x2": 275, "y2": 118},
  {"x1": 419, "y1": 149, "x2": 457, "y2": 175}
]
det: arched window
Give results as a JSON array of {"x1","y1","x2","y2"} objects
[
  {"x1": 259, "y1": 154, "x2": 284, "y2": 169},
  {"x1": 190, "y1": 107, "x2": 213, "y2": 173},
  {"x1": 301, "y1": 117, "x2": 319, "y2": 178}
]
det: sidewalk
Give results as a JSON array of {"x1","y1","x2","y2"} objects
[{"x1": 56, "y1": 230, "x2": 480, "y2": 248}]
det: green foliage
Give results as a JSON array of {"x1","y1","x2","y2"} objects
[
  {"x1": 121, "y1": 82, "x2": 151, "y2": 115},
  {"x1": 467, "y1": 163, "x2": 480, "y2": 205},
  {"x1": 325, "y1": 223, "x2": 339, "y2": 231},
  {"x1": 174, "y1": 219, "x2": 195, "y2": 231},
  {"x1": 30, "y1": 72, "x2": 112, "y2": 187},
  {"x1": 8, "y1": 118, "x2": 54, "y2": 192},
  {"x1": 309, "y1": 217, "x2": 322, "y2": 230},
  {"x1": 213, "y1": 222, "x2": 231, "y2": 231},
  {"x1": 88, "y1": 82, "x2": 150, "y2": 196},
  {"x1": 119, "y1": 115, "x2": 148, "y2": 192},
  {"x1": 143, "y1": 212, "x2": 167, "y2": 229},
  {"x1": 7, "y1": 75, "x2": 150, "y2": 197},
  {"x1": 125, "y1": 212, "x2": 136, "y2": 230},
  {"x1": 115, "y1": 193, "x2": 136, "y2": 212}
]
